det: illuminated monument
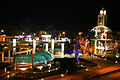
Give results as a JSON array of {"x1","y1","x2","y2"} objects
[{"x1": 91, "y1": 8, "x2": 112, "y2": 56}]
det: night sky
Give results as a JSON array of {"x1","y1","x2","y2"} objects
[{"x1": 0, "y1": 0, "x2": 120, "y2": 35}]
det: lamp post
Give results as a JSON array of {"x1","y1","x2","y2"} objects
[
  {"x1": 22, "y1": 32, "x2": 25, "y2": 35},
  {"x1": 0, "y1": 29, "x2": 4, "y2": 35},
  {"x1": 62, "y1": 31, "x2": 65, "y2": 38},
  {"x1": 33, "y1": 33, "x2": 36, "y2": 36},
  {"x1": 1, "y1": 30, "x2": 4, "y2": 33},
  {"x1": 78, "y1": 32, "x2": 83, "y2": 39},
  {"x1": 31, "y1": 55, "x2": 34, "y2": 69}
]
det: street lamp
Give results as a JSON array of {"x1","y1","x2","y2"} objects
[
  {"x1": 1, "y1": 30, "x2": 4, "y2": 33},
  {"x1": 78, "y1": 32, "x2": 82, "y2": 35},
  {"x1": 78, "y1": 32, "x2": 83, "y2": 39},
  {"x1": 0, "y1": 29, "x2": 4, "y2": 35},
  {"x1": 22, "y1": 32, "x2": 25, "y2": 35},
  {"x1": 34, "y1": 33, "x2": 36, "y2": 36},
  {"x1": 31, "y1": 55, "x2": 34, "y2": 69},
  {"x1": 62, "y1": 31, "x2": 65, "y2": 35},
  {"x1": 62, "y1": 31, "x2": 65, "y2": 38}
]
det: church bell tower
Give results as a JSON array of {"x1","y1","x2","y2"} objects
[{"x1": 97, "y1": 8, "x2": 107, "y2": 26}]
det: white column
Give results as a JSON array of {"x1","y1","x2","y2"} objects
[
  {"x1": 95, "y1": 31, "x2": 98, "y2": 37},
  {"x1": 45, "y1": 39, "x2": 49, "y2": 51},
  {"x1": 61, "y1": 43, "x2": 64, "y2": 57},
  {"x1": 95, "y1": 40, "x2": 97, "y2": 54},
  {"x1": 51, "y1": 39, "x2": 54, "y2": 55},
  {"x1": 33, "y1": 39, "x2": 36, "y2": 54},
  {"x1": 45, "y1": 43, "x2": 49, "y2": 51},
  {"x1": 13, "y1": 39, "x2": 16, "y2": 53}
]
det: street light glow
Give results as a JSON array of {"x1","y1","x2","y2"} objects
[
  {"x1": 61, "y1": 74, "x2": 64, "y2": 77},
  {"x1": 86, "y1": 68, "x2": 88, "y2": 71},
  {"x1": 104, "y1": 58, "x2": 107, "y2": 60},
  {"x1": 78, "y1": 32, "x2": 83, "y2": 35},
  {"x1": 116, "y1": 55, "x2": 119, "y2": 58},
  {"x1": 48, "y1": 70, "x2": 51, "y2": 72},
  {"x1": 22, "y1": 32, "x2": 25, "y2": 35},
  {"x1": 7, "y1": 75, "x2": 9, "y2": 78},
  {"x1": 62, "y1": 32, "x2": 65, "y2": 35},
  {"x1": 1, "y1": 29, "x2": 4, "y2": 32},
  {"x1": 34, "y1": 33, "x2": 36, "y2": 36},
  {"x1": 56, "y1": 68, "x2": 58, "y2": 70},
  {"x1": 115, "y1": 61, "x2": 118, "y2": 63},
  {"x1": 41, "y1": 78, "x2": 44, "y2": 80}
]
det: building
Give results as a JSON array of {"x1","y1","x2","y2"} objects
[
  {"x1": 0, "y1": 35, "x2": 15, "y2": 41},
  {"x1": 90, "y1": 8, "x2": 113, "y2": 56}
]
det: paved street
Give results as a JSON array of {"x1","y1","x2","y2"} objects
[
  {"x1": 38, "y1": 56, "x2": 120, "y2": 80},
  {"x1": 93, "y1": 71, "x2": 120, "y2": 80}
]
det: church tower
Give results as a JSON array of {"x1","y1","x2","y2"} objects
[
  {"x1": 97, "y1": 8, "x2": 107, "y2": 26},
  {"x1": 91, "y1": 8, "x2": 112, "y2": 55}
]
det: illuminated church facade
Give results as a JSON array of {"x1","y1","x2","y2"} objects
[{"x1": 90, "y1": 8, "x2": 113, "y2": 55}]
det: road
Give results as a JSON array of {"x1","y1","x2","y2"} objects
[
  {"x1": 38, "y1": 56, "x2": 120, "y2": 80},
  {"x1": 93, "y1": 71, "x2": 120, "y2": 80}
]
